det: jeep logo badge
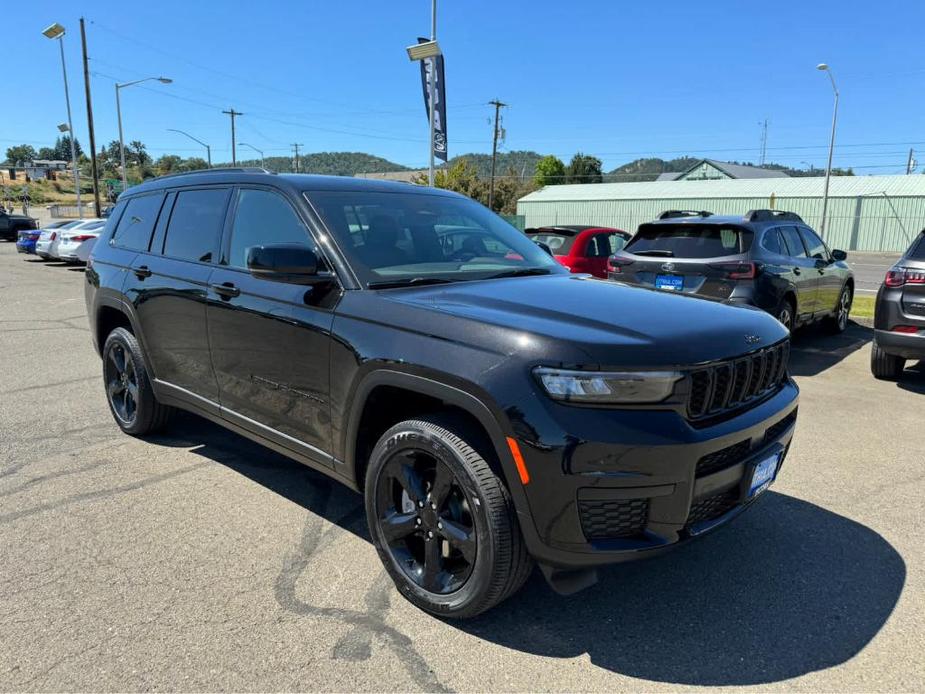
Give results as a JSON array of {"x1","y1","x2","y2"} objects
[{"x1": 745, "y1": 334, "x2": 762, "y2": 345}]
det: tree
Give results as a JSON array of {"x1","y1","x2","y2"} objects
[
  {"x1": 5, "y1": 144, "x2": 37, "y2": 165},
  {"x1": 37, "y1": 147, "x2": 56, "y2": 160},
  {"x1": 533, "y1": 155, "x2": 566, "y2": 187},
  {"x1": 567, "y1": 153, "x2": 603, "y2": 184},
  {"x1": 415, "y1": 158, "x2": 488, "y2": 204},
  {"x1": 53, "y1": 135, "x2": 82, "y2": 161},
  {"x1": 183, "y1": 157, "x2": 209, "y2": 171},
  {"x1": 127, "y1": 140, "x2": 150, "y2": 167},
  {"x1": 154, "y1": 154, "x2": 184, "y2": 175}
]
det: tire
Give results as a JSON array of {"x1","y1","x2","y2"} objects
[
  {"x1": 102, "y1": 327, "x2": 173, "y2": 435},
  {"x1": 870, "y1": 340, "x2": 905, "y2": 380},
  {"x1": 825, "y1": 285, "x2": 852, "y2": 334},
  {"x1": 364, "y1": 415, "x2": 533, "y2": 618},
  {"x1": 775, "y1": 296, "x2": 796, "y2": 333}
]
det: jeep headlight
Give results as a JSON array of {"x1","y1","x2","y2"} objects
[{"x1": 534, "y1": 367, "x2": 682, "y2": 404}]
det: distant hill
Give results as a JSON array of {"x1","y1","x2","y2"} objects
[
  {"x1": 606, "y1": 157, "x2": 853, "y2": 182},
  {"x1": 448, "y1": 150, "x2": 545, "y2": 179},
  {"x1": 224, "y1": 151, "x2": 410, "y2": 176}
]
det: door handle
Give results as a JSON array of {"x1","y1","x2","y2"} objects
[
  {"x1": 793, "y1": 267, "x2": 801, "y2": 275},
  {"x1": 133, "y1": 265, "x2": 152, "y2": 279},
  {"x1": 211, "y1": 282, "x2": 240, "y2": 299}
]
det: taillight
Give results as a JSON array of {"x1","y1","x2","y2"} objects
[
  {"x1": 885, "y1": 267, "x2": 925, "y2": 287},
  {"x1": 892, "y1": 325, "x2": 920, "y2": 334},
  {"x1": 70, "y1": 234, "x2": 94, "y2": 242},
  {"x1": 608, "y1": 256, "x2": 633, "y2": 273},
  {"x1": 50, "y1": 232, "x2": 57, "y2": 241},
  {"x1": 709, "y1": 261, "x2": 756, "y2": 279}
]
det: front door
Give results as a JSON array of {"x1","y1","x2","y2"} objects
[
  {"x1": 778, "y1": 225, "x2": 819, "y2": 318},
  {"x1": 799, "y1": 226, "x2": 842, "y2": 315},
  {"x1": 206, "y1": 187, "x2": 337, "y2": 461}
]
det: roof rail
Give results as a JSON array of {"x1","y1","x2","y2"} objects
[
  {"x1": 153, "y1": 166, "x2": 275, "y2": 181},
  {"x1": 658, "y1": 209, "x2": 713, "y2": 220},
  {"x1": 745, "y1": 209, "x2": 804, "y2": 223}
]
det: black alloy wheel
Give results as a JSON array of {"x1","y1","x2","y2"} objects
[
  {"x1": 375, "y1": 450, "x2": 477, "y2": 594},
  {"x1": 101, "y1": 327, "x2": 173, "y2": 435},
  {"x1": 105, "y1": 341, "x2": 139, "y2": 425}
]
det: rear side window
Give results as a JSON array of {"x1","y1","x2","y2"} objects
[
  {"x1": 163, "y1": 188, "x2": 230, "y2": 263},
  {"x1": 779, "y1": 226, "x2": 807, "y2": 257},
  {"x1": 761, "y1": 229, "x2": 784, "y2": 255},
  {"x1": 111, "y1": 194, "x2": 163, "y2": 251},
  {"x1": 798, "y1": 226, "x2": 829, "y2": 260},
  {"x1": 908, "y1": 234, "x2": 925, "y2": 260},
  {"x1": 627, "y1": 224, "x2": 750, "y2": 258},
  {"x1": 227, "y1": 188, "x2": 317, "y2": 269}
]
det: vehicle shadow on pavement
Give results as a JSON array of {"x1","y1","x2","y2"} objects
[
  {"x1": 788, "y1": 322, "x2": 871, "y2": 377},
  {"x1": 465, "y1": 492, "x2": 905, "y2": 686},
  {"x1": 897, "y1": 361, "x2": 925, "y2": 394}
]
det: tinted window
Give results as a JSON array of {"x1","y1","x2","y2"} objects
[
  {"x1": 227, "y1": 189, "x2": 316, "y2": 268},
  {"x1": 761, "y1": 228, "x2": 784, "y2": 255},
  {"x1": 627, "y1": 224, "x2": 750, "y2": 258},
  {"x1": 587, "y1": 233, "x2": 617, "y2": 257},
  {"x1": 307, "y1": 190, "x2": 561, "y2": 285},
  {"x1": 779, "y1": 226, "x2": 807, "y2": 257},
  {"x1": 608, "y1": 233, "x2": 628, "y2": 254},
  {"x1": 908, "y1": 234, "x2": 925, "y2": 260},
  {"x1": 162, "y1": 188, "x2": 229, "y2": 263},
  {"x1": 798, "y1": 227, "x2": 828, "y2": 260},
  {"x1": 526, "y1": 232, "x2": 576, "y2": 253},
  {"x1": 111, "y1": 194, "x2": 163, "y2": 251}
]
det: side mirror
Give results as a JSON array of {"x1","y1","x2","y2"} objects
[
  {"x1": 831, "y1": 249, "x2": 847, "y2": 261},
  {"x1": 534, "y1": 240, "x2": 553, "y2": 256},
  {"x1": 246, "y1": 244, "x2": 330, "y2": 285}
]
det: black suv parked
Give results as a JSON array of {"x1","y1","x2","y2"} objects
[
  {"x1": 85, "y1": 169, "x2": 798, "y2": 617},
  {"x1": 608, "y1": 210, "x2": 854, "y2": 333},
  {"x1": 871, "y1": 229, "x2": 925, "y2": 379},
  {"x1": 0, "y1": 208, "x2": 38, "y2": 241}
]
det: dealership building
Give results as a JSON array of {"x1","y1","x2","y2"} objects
[{"x1": 516, "y1": 175, "x2": 925, "y2": 253}]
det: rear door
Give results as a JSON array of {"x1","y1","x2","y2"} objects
[
  {"x1": 778, "y1": 225, "x2": 819, "y2": 317},
  {"x1": 206, "y1": 186, "x2": 337, "y2": 462},
  {"x1": 580, "y1": 231, "x2": 623, "y2": 278},
  {"x1": 616, "y1": 223, "x2": 750, "y2": 299},
  {"x1": 125, "y1": 186, "x2": 229, "y2": 405}
]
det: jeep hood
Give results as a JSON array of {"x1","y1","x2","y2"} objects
[{"x1": 384, "y1": 274, "x2": 788, "y2": 366}]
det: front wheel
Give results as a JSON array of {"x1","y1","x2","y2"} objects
[
  {"x1": 870, "y1": 340, "x2": 905, "y2": 380},
  {"x1": 775, "y1": 297, "x2": 795, "y2": 333},
  {"x1": 825, "y1": 285, "x2": 852, "y2": 334},
  {"x1": 365, "y1": 416, "x2": 533, "y2": 618}
]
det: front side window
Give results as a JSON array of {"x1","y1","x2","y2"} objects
[
  {"x1": 798, "y1": 226, "x2": 829, "y2": 260},
  {"x1": 227, "y1": 188, "x2": 320, "y2": 269},
  {"x1": 162, "y1": 188, "x2": 229, "y2": 263},
  {"x1": 306, "y1": 190, "x2": 563, "y2": 286},
  {"x1": 111, "y1": 194, "x2": 163, "y2": 251}
]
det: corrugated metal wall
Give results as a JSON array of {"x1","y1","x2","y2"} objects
[{"x1": 517, "y1": 195, "x2": 925, "y2": 252}]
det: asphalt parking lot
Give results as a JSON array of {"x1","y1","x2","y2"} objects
[{"x1": 2, "y1": 243, "x2": 924, "y2": 692}]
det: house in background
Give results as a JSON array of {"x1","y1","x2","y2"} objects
[{"x1": 656, "y1": 159, "x2": 790, "y2": 181}]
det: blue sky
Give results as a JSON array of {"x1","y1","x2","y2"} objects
[{"x1": 6, "y1": 0, "x2": 924, "y2": 174}]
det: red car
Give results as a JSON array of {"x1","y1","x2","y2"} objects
[{"x1": 526, "y1": 225, "x2": 631, "y2": 278}]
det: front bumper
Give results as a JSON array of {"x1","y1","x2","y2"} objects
[
  {"x1": 507, "y1": 380, "x2": 799, "y2": 568},
  {"x1": 874, "y1": 329, "x2": 925, "y2": 360}
]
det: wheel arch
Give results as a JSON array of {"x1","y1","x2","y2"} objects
[{"x1": 93, "y1": 297, "x2": 156, "y2": 378}]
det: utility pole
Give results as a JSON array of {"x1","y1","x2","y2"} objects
[
  {"x1": 79, "y1": 18, "x2": 101, "y2": 217},
  {"x1": 906, "y1": 148, "x2": 916, "y2": 175},
  {"x1": 759, "y1": 119, "x2": 769, "y2": 166},
  {"x1": 222, "y1": 109, "x2": 243, "y2": 165},
  {"x1": 291, "y1": 143, "x2": 303, "y2": 173},
  {"x1": 487, "y1": 99, "x2": 507, "y2": 211}
]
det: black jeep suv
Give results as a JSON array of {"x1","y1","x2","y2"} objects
[
  {"x1": 85, "y1": 169, "x2": 798, "y2": 617},
  {"x1": 871, "y1": 229, "x2": 925, "y2": 379},
  {"x1": 608, "y1": 210, "x2": 854, "y2": 333}
]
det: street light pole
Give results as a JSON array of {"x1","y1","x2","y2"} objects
[
  {"x1": 817, "y1": 63, "x2": 839, "y2": 239},
  {"x1": 42, "y1": 24, "x2": 83, "y2": 218},
  {"x1": 238, "y1": 143, "x2": 265, "y2": 169},
  {"x1": 167, "y1": 129, "x2": 211, "y2": 168},
  {"x1": 116, "y1": 77, "x2": 172, "y2": 191}
]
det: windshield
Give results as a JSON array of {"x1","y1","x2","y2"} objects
[
  {"x1": 305, "y1": 190, "x2": 564, "y2": 286},
  {"x1": 626, "y1": 224, "x2": 751, "y2": 258}
]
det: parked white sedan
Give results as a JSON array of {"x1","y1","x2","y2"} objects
[
  {"x1": 54, "y1": 219, "x2": 107, "y2": 263},
  {"x1": 35, "y1": 220, "x2": 86, "y2": 259}
]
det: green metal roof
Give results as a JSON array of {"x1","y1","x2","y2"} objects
[{"x1": 518, "y1": 174, "x2": 925, "y2": 203}]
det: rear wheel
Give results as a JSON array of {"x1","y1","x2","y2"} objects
[
  {"x1": 870, "y1": 340, "x2": 905, "y2": 380},
  {"x1": 102, "y1": 327, "x2": 173, "y2": 435},
  {"x1": 365, "y1": 415, "x2": 533, "y2": 618},
  {"x1": 775, "y1": 296, "x2": 795, "y2": 333},
  {"x1": 825, "y1": 285, "x2": 852, "y2": 334}
]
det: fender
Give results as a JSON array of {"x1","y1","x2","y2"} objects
[{"x1": 93, "y1": 294, "x2": 158, "y2": 380}]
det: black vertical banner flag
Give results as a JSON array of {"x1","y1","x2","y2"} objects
[{"x1": 418, "y1": 37, "x2": 447, "y2": 162}]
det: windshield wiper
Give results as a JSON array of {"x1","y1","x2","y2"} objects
[
  {"x1": 485, "y1": 267, "x2": 553, "y2": 279},
  {"x1": 367, "y1": 276, "x2": 458, "y2": 290},
  {"x1": 632, "y1": 249, "x2": 675, "y2": 257}
]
